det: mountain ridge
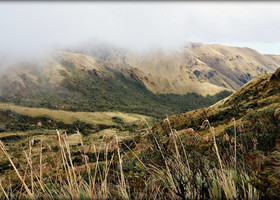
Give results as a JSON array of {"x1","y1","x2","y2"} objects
[
  {"x1": 72, "y1": 42, "x2": 280, "y2": 95},
  {"x1": 0, "y1": 42, "x2": 279, "y2": 118}
]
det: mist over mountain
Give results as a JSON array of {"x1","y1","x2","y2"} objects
[{"x1": 0, "y1": 42, "x2": 279, "y2": 118}]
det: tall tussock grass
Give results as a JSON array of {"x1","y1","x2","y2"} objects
[{"x1": 0, "y1": 117, "x2": 278, "y2": 199}]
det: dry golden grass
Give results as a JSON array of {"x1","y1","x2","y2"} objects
[
  {"x1": 0, "y1": 102, "x2": 148, "y2": 126},
  {"x1": 0, "y1": 119, "x2": 261, "y2": 200},
  {"x1": 0, "y1": 126, "x2": 140, "y2": 188}
]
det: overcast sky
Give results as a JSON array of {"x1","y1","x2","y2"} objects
[{"x1": 1, "y1": 1, "x2": 280, "y2": 61}]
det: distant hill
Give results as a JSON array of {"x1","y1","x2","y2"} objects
[
  {"x1": 73, "y1": 42, "x2": 280, "y2": 95},
  {"x1": 0, "y1": 43, "x2": 279, "y2": 118}
]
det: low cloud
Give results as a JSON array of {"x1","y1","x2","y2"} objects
[{"x1": 0, "y1": 1, "x2": 280, "y2": 64}]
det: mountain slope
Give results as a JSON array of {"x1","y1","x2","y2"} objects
[
  {"x1": 102, "y1": 43, "x2": 280, "y2": 95},
  {"x1": 0, "y1": 51, "x2": 230, "y2": 118},
  {"x1": 0, "y1": 43, "x2": 279, "y2": 118},
  {"x1": 154, "y1": 67, "x2": 280, "y2": 138}
]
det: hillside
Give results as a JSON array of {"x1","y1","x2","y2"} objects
[
  {"x1": 154, "y1": 67, "x2": 280, "y2": 140},
  {"x1": 79, "y1": 42, "x2": 280, "y2": 95},
  {"x1": 0, "y1": 50, "x2": 230, "y2": 118},
  {"x1": 0, "y1": 43, "x2": 279, "y2": 118}
]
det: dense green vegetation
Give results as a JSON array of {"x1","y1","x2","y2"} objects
[{"x1": 0, "y1": 61, "x2": 231, "y2": 119}]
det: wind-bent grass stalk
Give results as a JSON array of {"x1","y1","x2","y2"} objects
[
  {"x1": 78, "y1": 131, "x2": 94, "y2": 199},
  {"x1": 56, "y1": 130, "x2": 73, "y2": 197},
  {"x1": 165, "y1": 116, "x2": 180, "y2": 159},
  {"x1": 63, "y1": 134, "x2": 79, "y2": 195},
  {"x1": 0, "y1": 141, "x2": 34, "y2": 199},
  {"x1": 39, "y1": 140, "x2": 43, "y2": 185},
  {"x1": 23, "y1": 150, "x2": 47, "y2": 197},
  {"x1": 0, "y1": 180, "x2": 9, "y2": 200},
  {"x1": 116, "y1": 135, "x2": 129, "y2": 199},
  {"x1": 232, "y1": 118, "x2": 237, "y2": 184},
  {"x1": 204, "y1": 119, "x2": 234, "y2": 199},
  {"x1": 29, "y1": 139, "x2": 34, "y2": 195}
]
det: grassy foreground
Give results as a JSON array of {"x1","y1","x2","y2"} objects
[{"x1": 0, "y1": 115, "x2": 279, "y2": 200}]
